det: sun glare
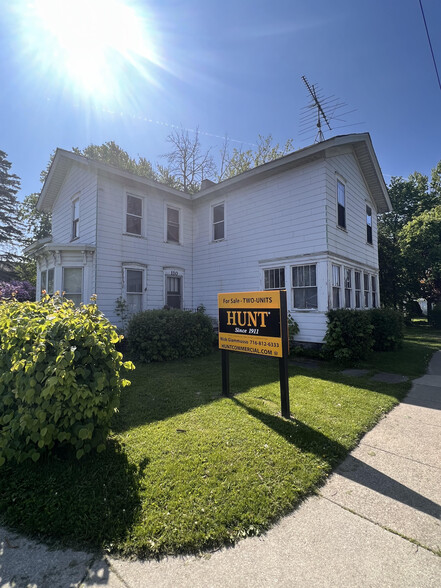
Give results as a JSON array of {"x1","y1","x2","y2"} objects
[{"x1": 21, "y1": 0, "x2": 157, "y2": 103}]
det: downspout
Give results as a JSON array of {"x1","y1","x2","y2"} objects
[{"x1": 94, "y1": 175, "x2": 98, "y2": 297}]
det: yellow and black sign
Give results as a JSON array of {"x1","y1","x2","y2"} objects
[{"x1": 218, "y1": 291, "x2": 284, "y2": 358}]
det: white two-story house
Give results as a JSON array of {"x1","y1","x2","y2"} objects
[{"x1": 25, "y1": 133, "x2": 391, "y2": 345}]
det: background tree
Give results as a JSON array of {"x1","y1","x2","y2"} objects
[
  {"x1": 218, "y1": 134, "x2": 294, "y2": 180},
  {"x1": 0, "y1": 150, "x2": 22, "y2": 249},
  {"x1": 399, "y1": 205, "x2": 441, "y2": 309},
  {"x1": 162, "y1": 128, "x2": 216, "y2": 194},
  {"x1": 72, "y1": 141, "x2": 158, "y2": 181},
  {"x1": 378, "y1": 162, "x2": 441, "y2": 308}
]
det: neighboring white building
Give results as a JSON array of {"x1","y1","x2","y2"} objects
[{"x1": 25, "y1": 133, "x2": 391, "y2": 344}]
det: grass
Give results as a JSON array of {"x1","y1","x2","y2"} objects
[{"x1": 0, "y1": 324, "x2": 440, "y2": 558}]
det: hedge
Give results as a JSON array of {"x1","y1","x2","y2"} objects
[
  {"x1": 323, "y1": 308, "x2": 404, "y2": 363},
  {"x1": 127, "y1": 308, "x2": 214, "y2": 362},
  {"x1": 0, "y1": 295, "x2": 134, "y2": 467}
]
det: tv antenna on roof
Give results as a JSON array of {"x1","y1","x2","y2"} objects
[{"x1": 300, "y1": 76, "x2": 361, "y2": 143}]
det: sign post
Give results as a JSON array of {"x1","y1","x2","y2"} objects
[{"x1": 218, "y1": 290, "x2": 290, "y2": 418}]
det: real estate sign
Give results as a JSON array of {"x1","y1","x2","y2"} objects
[{"x1": 218, "y1": 291, "x2": 284, "y2": 358}]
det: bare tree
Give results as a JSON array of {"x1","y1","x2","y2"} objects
[{"x1": 162, "y1": 127, "x2": 216, "y2": 194}]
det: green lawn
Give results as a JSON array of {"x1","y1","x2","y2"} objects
[{"x1": 0, "y1": 324, "x2": 440, "y2": 557}]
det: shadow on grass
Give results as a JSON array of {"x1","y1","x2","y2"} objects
[
  {"x1": 232, "y1": 397, "x2": 441, "y2": 520},
  {"x1": 113, "y1": 352, "x2": 282, "y2": 433},
  {"x1": 0, "y1": 439, "x2": 141, "y2": 551}
]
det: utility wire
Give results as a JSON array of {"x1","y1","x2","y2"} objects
[{"x1": 418, "y1": 0, "x2": 441, "y2": 93}]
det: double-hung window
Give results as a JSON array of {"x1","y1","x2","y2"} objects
[
  {"x1": 337, "y1": 180, "x2": 346, "y2": 229},
  {"x1": 344, "y1": 268, "x2": 352, "y2": 308},
  {"x1": 63, "y1": 267, "x2": 83, "y2": 306},
  {"x1": 332, "y1": 265, "x2": 341, "y2": 308},
  {"x1": 212, "y1": 203, "x2": 225, "y2": 241},
  {"x1": 126, "y1": 194, "x2": 143, "y2": 235},
  {"x1": 292, "y1": 265, "x2": 317, "y2": 309},
  {"x1": 166, "y1": 206, "x2": 180, "y2": 243},
  {"x1": 364, "y1": 273, "x2": 370, "y2": 307},
  {"x1": 166, "y1": 276, "x2": 182, "y2": 309},
  {"x1": 264, "y1": 267, "x2": 285, "y2": 290},
  {"x1": 126, "y1": 269, "x2": 143, "y2": 314},
  {"x1": 72, "y1": 199, "x2": 79, "y2": 240},
  {"x1": 354, "y1": 271, "x2": 362, "y2": 308},
  {"x1": 366, "y1": 205, "x2": 373, "y2": 244}
]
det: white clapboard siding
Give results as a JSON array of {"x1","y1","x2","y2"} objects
[
  {"x1": 192, "y1": 160, "x2": 327, "y2": 317},
  {"x1": 325, "y1": 150, "x2": 378, "y2": 268},
  {"x1": 51, "y1": 164, "x2": 97, "y2": 245},
  {"x1": 95, "y1": 174, "x2": 193, "y2": 325}
]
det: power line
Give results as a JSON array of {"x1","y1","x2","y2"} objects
[{"x1": 418, "y1": 0, "x2": 441, "y2": 93}]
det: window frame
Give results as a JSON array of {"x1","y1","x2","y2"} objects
[
  {"x1": 62, "y1": 267, "x2": 83, "y2": 306},
  {"x1": 332, "y1": 264, "x2": 341, "y2": 309},
  {"x1": 354, "y1": 271, "x2": 362, "y2": 309},
  {"x1": 292, "y1": 264, "x2": 317, "y2": 309},
  {"x1": 212, "y1": 202, "x2": 225, "y2": 242},
  {"x1": 344, "y1": 267, "x2": 352, "y2": 308},
  {"x1": 72, "y1": 198, "x2": 80, "y2": 240},
  {"x1": 264, "y1": 267, "x2": 285, "y2": 290},
  {"x1": 364, "y1": 273, "x2": 370, "y2": 308},
  {"x1": 126, "y1": 193, "x2": 143, "y2": 236},
  {"x1": 366, "y1": 205, "x2": 373, "y2": 245},
  {"x1": 165, "y1": 205, "x2": 181, "y2": 244},
  {"x1": 125, "y1": 267, "x2": 144, "y2": 315},
  {"x1": 337, "y1": 180, "x2": 346, "y2": 229}
]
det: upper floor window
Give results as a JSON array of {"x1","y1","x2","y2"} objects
[
  {"x1": 332, "y1": 264, "x2": 341, "y2": 308},
  {"x1": 212, "y1": 203, "x2": 225, "y2": 241},
  {"x1": 292, "y1": 264, "x2": 317, "y2": 309},
  {"x1": 366, "y1": 205, "x2": 373, "y2": 244},
  {"x1": 264, "y1": 267, "x2": 285, "y2": 290},
  {"x1": 126, "y1": 194, "x2": 143, "y2": 235},
  {"x1": 166, "y1": 206, "x2": 180, "y2": 243},
  {"x1": 72, "y1": 199, "x2": 79, "y2": 240},
  {"x1": 337, "y1": 180, "x2": 346, "y2": 229}
]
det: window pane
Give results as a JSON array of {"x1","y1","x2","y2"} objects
[
  {"x1": 63, "y1": 268, "x2": 82, "y2": 294},
  {"x1": 213, "y1": 204, "x2": 224, "y2": 223},
  {"x1": 332, "y1": 265, "x2": 340, "y2": 287},
  {"x1": 126, "y1": 214, "x2": 142, "y2": 235},
  {"x1": 127, "y1": 293, "x2": 142, "y2": 314},
  {"x1": 264, "y1": 268, "x2": 285, "y2": 290},
  {"x1": 40, "y1": 270, "x2": 47, "y2": 291},
  {"x1": 214, "y1": 221, "x2": 224, "y2": 241},
  {"x1": 127, "y1": 195, "x2": 142, "y2": 216},
  {"x1": 127, "y1": 270, "x2": 142, "y2": 293},
  {"x1": 48, "y1": 268, "x2": 54, "y2": 295},
  {"x1": 166, "y1": 276, "x2": 181, "y2": 309},
  {"x1": 167, "y1": 207, "x2": 179, "y2": 224},
  {"x1": 167, "y1": 208, "x2": 180, "y2": 242},
  {"x1": 337, "y1": 181, "x2": 345, "y2": 206},
  {"x1": 355, "y1": 271, "x2": 361, "y2": 289}
]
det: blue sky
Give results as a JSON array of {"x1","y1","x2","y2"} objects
[{"x1": 1, "y1": 0, "x2": 440, "y2": 200}]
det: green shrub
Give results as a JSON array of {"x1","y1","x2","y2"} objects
[
  {"x1": 428, "y1": 303, "x2": 441, "y2": 328},
  {"x1": 323, "y1": 309, "x2": 373, "y2": 363},
  {"x1": 127, "y1": 308, "x2": 214, "y2": 363},
  {"x1": 368, "y1": 308, "x2": 404, "y2": 351},
  {"x1": 0, "y1": 295, "x2": 133, "y2": 467}
]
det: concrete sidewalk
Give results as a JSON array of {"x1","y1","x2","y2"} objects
[{"x1": 1, "y1": 354, "x2": 441, "y2": 587}]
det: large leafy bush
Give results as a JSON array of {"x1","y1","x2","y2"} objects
[
  {"x1": 0, "y1": 295, "x2": 133, "y2": 466},
  {"x1": 368, "y1": 308, "x2": 404, "y2": 351},
  {"x1": 127, "y1": 308, "x2": 214, "y2": 362},
  {"x1": 323, "y1": 309, "x2": 373, "y2": 363}
]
